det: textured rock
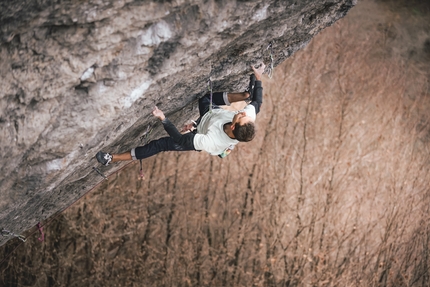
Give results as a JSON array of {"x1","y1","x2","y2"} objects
[{"x1": 0, "y1": 0, "x2": 355, "y2": 246}]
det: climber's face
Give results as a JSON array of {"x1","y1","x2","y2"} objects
[{"x1": 232, "y1": 112, "x2": 253, "y2": 127}]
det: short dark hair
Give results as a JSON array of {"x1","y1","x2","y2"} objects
[{"x1": 233, "y1": 122, "x2": 256, "y2": 142}]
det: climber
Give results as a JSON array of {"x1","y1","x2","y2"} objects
[{"x1": 95, "y1": 63, "x2": 265, "y2": 166}]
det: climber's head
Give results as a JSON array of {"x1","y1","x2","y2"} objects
[{"x1": 231, "y1": 112, "x2": 256, "y2": 142}]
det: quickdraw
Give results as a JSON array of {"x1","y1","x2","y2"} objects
[
  {"x1": 92, "y1": 166, "x2": 107, "y2": 180},
  {"x1": 266, "y1": 42, "x2": 274, "y2": 79},
  {"x1": 1, "y1": 228, "x2": 26, "y2": 242}
]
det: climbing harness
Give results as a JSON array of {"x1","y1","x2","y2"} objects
[
  {"x1": 266, "y1": 42, "x2": 275, "y2": 79},
  {"x1": 1, "y1": 228, "x2": 26, "y2": 243}
]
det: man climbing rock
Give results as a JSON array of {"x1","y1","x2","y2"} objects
[{"x1": 96, "y1": 63, "x2": 265, "y2": 166}]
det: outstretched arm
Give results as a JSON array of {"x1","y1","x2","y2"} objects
[
  {"x1": 152, "y1": 107, "x2": 195, "y2": 148},
  {"x1": 152, "y1": 106, "x2": 166, "y2": 121},
  {"x1": 249, "y1": 63, "x2": 265, "y2": 114}
]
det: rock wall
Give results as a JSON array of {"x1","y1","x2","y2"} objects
[{"x1": 0, "y1": 0, "x2": 355, "y2": 246}]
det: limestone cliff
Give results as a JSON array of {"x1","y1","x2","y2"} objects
[{"x1": 0, "y1": 0, "x2": 355, "y2": 246}]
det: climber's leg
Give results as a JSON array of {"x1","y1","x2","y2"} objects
[
  {"x1": 96, "y1": 136, "x2": 196, "y2": 166},
  {"x1": 227, "y1": 92, "x2": 250, "y2": 103},
  {"x1": 131, "y1": 137, "x2": 195, "y2": 160},
  {"x1": 198, "y1": 92, "x2": 226, "y2": 116}
]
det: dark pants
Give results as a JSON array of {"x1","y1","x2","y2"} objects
[
  {"x1": 133, "y1": 136, "x2": 195, "y2": 159},
  {"x1": 133, "y1": 92, "x2": 227, "y2": 160}
]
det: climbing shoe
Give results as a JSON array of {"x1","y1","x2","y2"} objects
[{"x1": 96, "y1": 151, "x2": 112, "y2": 166}]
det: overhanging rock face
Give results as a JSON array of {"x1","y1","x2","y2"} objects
[{"x1": 0, "y1": 0, "x2": 355, "y2": 246}]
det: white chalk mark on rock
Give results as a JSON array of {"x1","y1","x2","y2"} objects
[
  {"x1": 80, "y1": 66, "x2": 95, "y2": 81},
  {"x1": 122, "y1": 80, "x2": 153, "y2": 109}
]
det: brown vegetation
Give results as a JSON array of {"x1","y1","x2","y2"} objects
[{"x1": 1, "y1": 0, "x2": 430, "y2": 286}]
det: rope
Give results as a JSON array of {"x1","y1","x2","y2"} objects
[
  {"x1": 36, "y1": 223, "x2": 44, "y2": 242},
  {"x1": 139, "y1": 160, "x2": 144, "y2": 180},
  {"x1": 208, "y1": 78, "x2": 213, "y2": 113}
]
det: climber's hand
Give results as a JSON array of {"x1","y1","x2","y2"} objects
[
  {"x1": 180, "y1": 123, "x2": 193, "y2": 132},
  {"x1": 152, "y1": 106, "x2": 165, "y2": 121},
  {"x1": 251, "y1": 63, "x2": 266, "y2": 81}
]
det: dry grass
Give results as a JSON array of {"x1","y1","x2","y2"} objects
[
  {"x1": 1, "y1": 0, "x2": 430, "y2": 286},
  {"x1": 256, "y1": 17, "x2": 430, "y2": 286}
]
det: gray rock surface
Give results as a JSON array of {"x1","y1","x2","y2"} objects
[{"x1": 0, "y1": 0, "x2": 355, "y2": 246}]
